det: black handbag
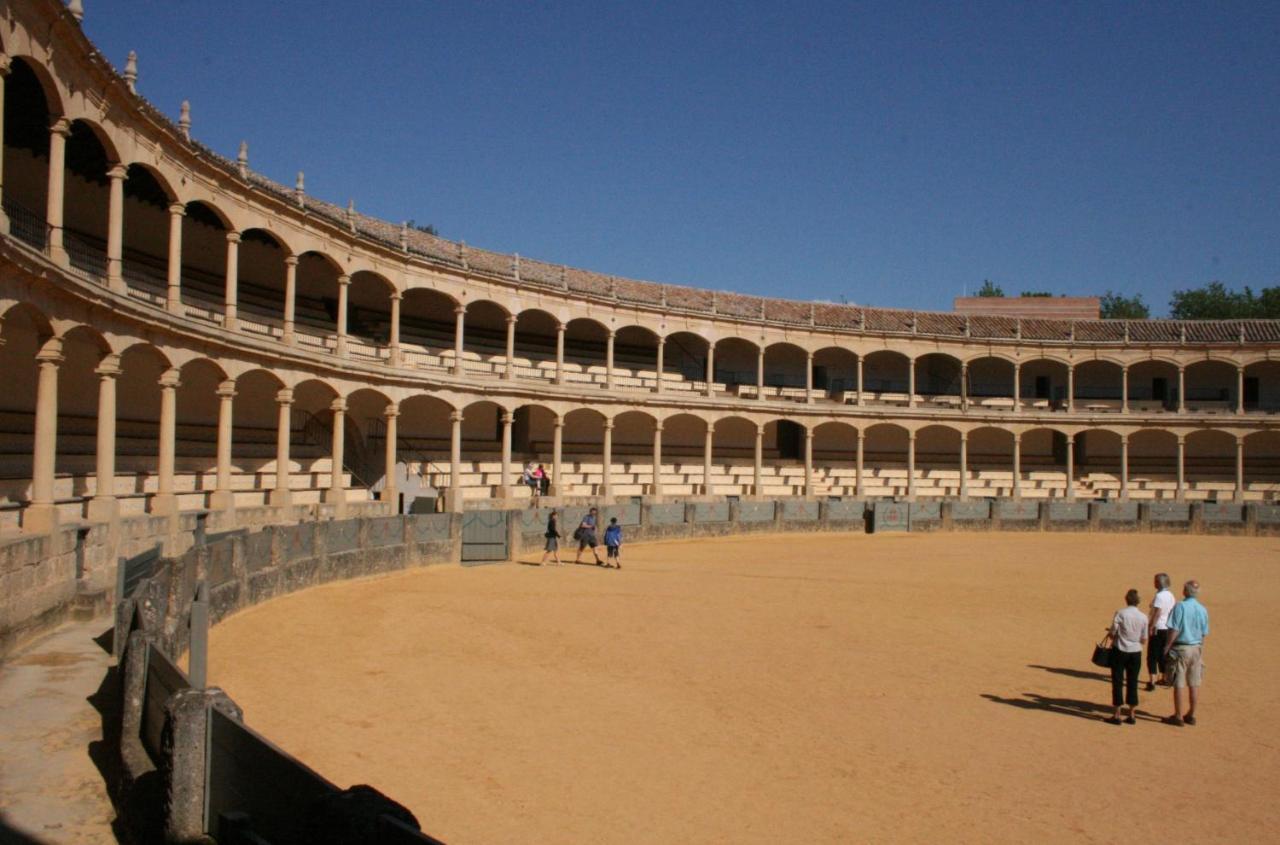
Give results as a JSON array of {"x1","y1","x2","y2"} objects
[{"x1": 1091, "y1": 634, "x2": 1115, "y2": 668}]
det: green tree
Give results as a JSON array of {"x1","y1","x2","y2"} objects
[
  {"x1": 976, "y1": 279, "x2": 1004, "y2": 297},
  {"x1": 1019, "y1": 291, "x2": 1052, "y2": 297},
  {"x1": 405, "y1": 219, "x2": 438, "y2": 236},
  {"x1": 1168, "y1": 281, "x2": 1280, "y2": 319},
  {"x1": 1100, "y1": 290, "x2": 1150, "y2": 320}
]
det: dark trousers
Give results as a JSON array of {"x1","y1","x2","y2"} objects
[
  {"x1": 1111, "y1": 649, "x2": 1142, "y2": 707},
  {"x1": 1147, "y1": 629, "x2": 1169, "y2": 676}
]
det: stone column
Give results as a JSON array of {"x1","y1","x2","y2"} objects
[
  {"x1": 805, "y1": 351, "x2": 815, "y2": 404},
  {"x1": 856, "y1": 356, "x2": 864, "y2": 406},
  {"x1": 908, "y1": 357, "x2": 916, "y2": 408},
  {"x1": 1065, "y1": 434, "x2": 1076, "y2": 501},
  {"x1": 1121, "y1": 366, "x2": 1129, "y2": 414},
  {"x1": 1235, "y1": 435, "x2": 1245, "y2": 502},
  {"x1": 1175, "y1": 436, "x2": 1185, "y2": 502},
  {"x1": 756, "y1": 346, "x2": 765, "y2": 401},
  {"x1": 166, "y1": 204, "x2": 185, "y2": 313},
  {"x1": 0, "y1": 57, "x2": 9, "y2": 231},
  {"x1": 210, "y1": 380, "x2": 236, "y2": 512},
  {"x1": 960, "y1": 362, "x2": 969, "y2": 411},
  {"x1": 449, "y1": 410, "x2": 463, "y2": 510},
  {"x1": 554, "y1": 322, "x2": 566, "y2": 384},
  {"x1": 153, "y1": 368, "x2": 181, "y2": 516},
  {"x1": 654, "y1": 337, "x2": 665, "y2": 394},
  {"x1": 1236, "y1": 366, "x2": 1245, "y2": 414},
  {"x1": 652, "y1": 421, "x2": 664, "y2": 497},
  {"x1": 325, "y1": 398, "x2": 347, "y2": 512},
  {"x1": 959, "y1": 433, "x2": 969, "y2": 500},
  {"x1": 223, "y1": 232, "x2": 240, "y2": 330},
  {"x1": 500, "y1": 411, "x2": 513, "y2": 497},
  {"x1": 26, "y1": 341, "x2": 63, "y2": 533},
  {"x1": 1012, "y1": 362, "x2": 1021, "y2": 413},
  {"x1": 703, "y1": 422, "x2": 714, "y2": 494},
  {"x1": 803, "y1": 429, "x2": 813, "y2": 497},
  {"x1": 106, "y1": 163, "x2": 127, "y2": 289},
  {"x1": 269, "y1": 389, "x2": 293, "y2": 507},
  {"x1": 753, "y1": 423, "x2": 764, "y2": 496},
  {"x1": 452, "y1": 305, "x2": 465, "y2": 376},
  {"x1": 1011, "y1": 433, "x2": 1022, "y2": 500},
  {"x1": 855, "y1": 430, "x2": 865, "y2": 498},
  {"x1": 388, "y1": 292, "x2": 402, "y2": 365},
  {"x1": 334, "y1": 275, "x2": 351, "y2": 357},
  {"x1": 906, "y1": 432, "x2": 916, "y2": 501},
  {"x1": 383, "y1": 403, "x2": 399, "y2": 510},
  {"x1": 1177, "y1": 366, "x2": 1186, "y2": 413},
  {"x1": 705, "y1": 342, "x2": 716, "y2": 398},
  {"x1": 1119, "y1": 434, "x2": 1129, "y2": 500},
  {"x1": 601, "y1": 419, "x2": 614, "y2": 498},
  {"x1": 552, "y1": 416, "x2": 564, "y2": 494},
  {"x1": 504, "y1": 316, "x2": 516, "y2": 381},
  {"x1": 88, "y1": 355, "x2": 121, "y2": 522},
  {"x1": 1067, "y1": 364, "x2": 1075, "y2": 413},
  {"x1": 282, "y1": 255, "x2": 298, "y2": 344},
  {"x1": 46, "y1": 118, "x2": 70, "y2": 263},
  {"x1": 605, "y1": 330, "x2": 616, "y2": 390}
]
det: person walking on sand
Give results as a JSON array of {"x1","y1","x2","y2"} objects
[
  {"x1": 1147, "y1": 572, "x2": 1176, "y2": 690},
  {"x1": 573, "y1": 507, "x2": 604, "y2": 566},
  {"x1": 603, "y1": 517, "x2": 623, "y2": 568},
  {"x1": 1163, "y1": 579, "x2": 1210, "y2": 726},
  {"x1": 1106, "y1": 588, "x2": 1147, "y2": 725},
  {"x1": 540, "y1": 508, "x2": 562, "y2": 565}
]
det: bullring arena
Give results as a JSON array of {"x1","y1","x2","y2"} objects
[{"x1": 1, "y1": 2, "x2": 1279, "y2": 843}]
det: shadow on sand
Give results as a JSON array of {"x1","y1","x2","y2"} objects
[
  {"x1": 983, "y1": 693, "x2": 1164, "y2": 724},
  {"x1": 1027, "y1": 664, "x2": 1111, "y2": 683}
]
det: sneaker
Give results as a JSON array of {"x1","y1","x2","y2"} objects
[
  {"x1": 1184, "y1": 714, "x2": 1196, "y2": 726},
  {"x1": 1124, "y1": 716, "x2": 1136, "y2": 725},
  {"x1": 1105, "y1": 717, "x2": 1122, "y2": 725},
  {"x1": 1163, "y1": 715, "x2": 1184, "y2": 727},
  {"x1": 1145, "y1": 681, "x2": 1155, "y2": 692}
]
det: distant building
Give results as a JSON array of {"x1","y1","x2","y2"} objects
[{"x1": 954, "y1": 296, "x2": 1101, "y2": 320}]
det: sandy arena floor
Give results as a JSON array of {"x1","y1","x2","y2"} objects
[{"x1": 207, "y1": 532, "x2": 1280, "y2": 844}]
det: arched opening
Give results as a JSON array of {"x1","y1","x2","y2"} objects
[
  {"x1": 1128, "y1": 360, "x2": 1179, "y2": 413},
  {"x1": 460, "y1": 300, "x2": 510, "y2": 376},
  {"x1": 347, "y1": 271, "x2": 395, "y2": 357},
  {"x1": 1019, "y1": 427, "x2": 1063, "y2": 497},
  {"x1": 235, "y1": 228, "x2": 290, "y2": 335},
  {"x1": 1019, "y1": 358, "x2": 1070, "y2": 410},
  {"x1": 662, "y1": 413, "x2": 708, "y2": 495},
  {"x1": 176, "y1": 358, "x2": 225, "y2": 504},
  {"x1": 294, "y1": 253, "x2": 343, "y2": 351},
  {"x1": 762, "y1": 342, "x2": 807, "y2": 397},
  {"x1": 115, "y1": 344, "x2": 169, "y2": 512},
  {"x1": 1076, "y1": 429, "x2": 1122, "y2": 498},
  {"x1": 231, "y1": 369, "x2": 286, "y2": 506},
  {"x1": 1184, "y1": 429, "x2": 1237, "y2": 501},
  {"x1": 612, "y1": 410, "x2": 658, "y2": 495},
  {"x1": 711, "y1": 416, "x2": 757, "y2": 496},
  {"x1": 399, "y1": 289, "x2": 458, "y2": 370},
  {"x1": 2, "y1": 58, "x2": 57, "y2": 245},
  {"x1": 966, "y1": 356, "x2": 1015, "y2": 409},
  {"x1": 563, "y1": 408, "x2": 606, "y2": 495},
  {"x1": 511, "y1": 403, "x2": 557, "y2": 486},
  {"x1": 813, "y1": 347, "x2": 857, "y2": 401},
  {"x1": 1074, "y1": 361, "x2": 1123, "y2": 412},
  {"x1": 615, "y1": 325, "x2": 659, "y2": 389},
  {"x1": 178, "y1": 201, "x2": 230, "y2": 319},
  {"x1": 1183, "y1": 360, "x2": 1237, "y2": 413},
  {"x1": 398, "y1": 394, "x2": 457, "y2": 494},
  {"x1": 663, "y1": 331, "x2": 710, "y2": 394},
  {"x1": 460, "y1": 400, "x2": 505, "y2": 496},
  {"x1": 1242, "y1": 360, "x2": 1280, "y2": 413},
  {"x1": 1243, "y1": 430, "x2": 1280, "y2": 500},
  {"x1": 562, "y1": 318, "x2": 609, "y2": 387},
  {"x1": 968, "y1": 427, "x2": 1016, "y2": 497},
  {"x1": 62, "y1": 120, "x2": 114, "y2": 276},
  {"x1": 864, "y1": 423, "x2": 909, "y2": 496},
  {"x1": 813, "y1": 421, "x2": 858, "y2": 495},
  {"x1": 344, "y1": 387, "x2": 395, "y2": 492},
  {"x1": 119, "y1": 164, "x2": 175, "y2": 303},
  {"x1": 0, "y1": 305, "x2": 51, "y2": 522},
  {"x1": 1128, "y1": 429, "x2": 1178, "y2": 499},
  {"x1": 512, "y1": 309, "x2": 559, "y2": 382},
  {"x1": 915, "y1": 424, "x2": 961, "y2": 497},
  {"x1": 290, "y1": 379, "x2": 341, "y2": 501},
  {"x1": 862, "y1": 351, "x2": 910, "y2": 404},
  {"x1": 712, "y1": 337, "x2": 757, "y2": 394},
  {"x1": 915, "y1": 353, "x2": 961, "y2": 403},
  {"x1": 56, "y1": 325, "x2": 110, "y2": 506}
]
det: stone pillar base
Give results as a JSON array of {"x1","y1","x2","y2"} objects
[
  {"x1": 87, "y1": 496, "x2": 118, "y2": 523},
  {"x1": 268, "y1": 488, "x2": 293, "y2": 507},
  {"x1": 149, "y1": 493, "x2": 178, "y2": 516},
  {"x1": 23, "y1": 503, "x2": 58, "y2": 534},
  {"x1": 443, "y1": 489, "x2": 465, "y2": 513},
  {"x1": 48, "y1": 244, "x2": 69, "y2": 267},
  {"x1": 209, "y1": 490, "x2": 236, "y2": 512},
  {"x1": 322, "y1": 488, "x2": 344, "y2": 504}
]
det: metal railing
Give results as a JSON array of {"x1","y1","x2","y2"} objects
[{"x1": 2, "y1": 199, "x2": 50, "y2": 251}]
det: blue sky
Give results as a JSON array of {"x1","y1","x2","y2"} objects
[{"x1": 82, "y1": 1, "x2": 1279, "y2": 314}]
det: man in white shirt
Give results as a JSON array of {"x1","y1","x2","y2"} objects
[{"x1": 1147, "y1": 572, "x2": 1176, "y2": 691}]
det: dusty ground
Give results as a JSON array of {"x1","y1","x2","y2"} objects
[{"x1": 207, "y1": 533, "x2": 1280, "y2": 844}]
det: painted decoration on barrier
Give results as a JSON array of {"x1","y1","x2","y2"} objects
[
  {"x1": 1255, "y1": 505, "x2": 1280, "y2": 524},
  {"x1": 648, "y1": 503, "x2": 686, "y2": 525},
  {"x1": 1047, "y1": 502, "x2": 1090, "y2": 522},
  {"x1": 997, "y1": 501, "x2": 1039, "y2": 521},
  {"x1": 951, "y1": 500, "x2": 991, "y2": 521},
  {"x1": 606, "y1": 502, "x2": 642, "y2": 526},
  {"x1": 1097, "y1": 501, "x2": 1139, "y2": 521},
  {"x1": 280, "y1": 523, "x2": 315, "y2": 562},
  {"x1": 520, "y1": 508, "x2": 550, "y2": 532},
  {"x1": 908, "y1": 502, "x2": 941, "y2": 526},
  {"x1": 327, "y1": 521, "x2": 361, "y2": 554},
  {"x1": 693, "y1": 502, "x2": 730, "y2": 523},
  {"x1": 244, "y1": 532, "x2": 272, "y2": 568},
  {"x1": 782, "y1": 500, "x2": 818, "y2": 521},
  {"x1": 368, "y1": 517, "x2": 402, "y2": 548},
  {"x1": 873, "y1": 502, "x2": 909, "y2": 532},
  {"x1": 1201, "y1": 503, "x2": 1244, "y2": 523},
  {"x1": 738, "y1": 501, "x2": 775, "y2": 523},
  {"x1": 1147, "y1": 502, "x2": 1191, "y2": 522},
  {"x1": 825, "y1": 500, "x2": 865, "y2": 521},
  {"x1": 412, "y1": 513, "x2": 452, "y2": 542}
]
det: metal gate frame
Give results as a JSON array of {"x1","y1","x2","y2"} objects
[{"x1": 461, "y1": 510, "x2": 509, "y2": 563}]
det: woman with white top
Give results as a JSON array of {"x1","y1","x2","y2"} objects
[
  {"x1": 1108, "y1": 588, "x2": 1149, "y2": 725},
  {"x1": 1147, "y1": 572, "x2": 1176, "y2": 690}
]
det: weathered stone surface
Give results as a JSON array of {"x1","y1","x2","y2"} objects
[
  {"x1": 824, "y1": 500, "x2": 866, "y2": 522},
  {"x1": 738, "y1": 501, "x2": 775, "y2": 523},
  {"x1": 951, "y1": 500, "x2": 991, "y2": 521},
  {"x1": 997, "y1": 501, "x2": 1039, "y2": 521},
  {"x1": 1147, "y1": 502, "x2": 1191, "y2": 523},
  {"x1": 1201, "y1": 503, "x2": 1244, "y2": 523},
  {"x1": 163, "y1": 687, "x2": 243, "y2": 844},
  {"x1": 1048, "y1": 502, "x2": 1090, "y2": 522},
  {"x1": 1097, "y1": 501, "x2": 1139, "y2": 521},
  {"x1": 693, "y1": 502, "x2": 730, "y2": 523},
  {"x1": 782, "y1": 500, "x2": 818, "y2": 521},
  {"x1": 873, "y1": 502, "x2": 909, "y2": 532},
  {"x1": 646, "y1": 503, "x2": 686, "y2": 525}
]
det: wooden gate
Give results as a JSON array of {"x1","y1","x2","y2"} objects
[{"x1": 461, "y1": 510, "x2": 509, "y2": 563}]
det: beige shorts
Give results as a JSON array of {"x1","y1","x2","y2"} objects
[{"x1": 1169, "y1": 644, "x2": 1204, "y2": 688}]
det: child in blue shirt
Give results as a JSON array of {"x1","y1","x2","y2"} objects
[{"x1": 603, "y1": 517, "x2": 623, "y2": 568}]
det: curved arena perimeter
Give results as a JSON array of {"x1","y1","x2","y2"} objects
[{"x1": 2, "y1": 0, "x2": 1280, "y2": 646}]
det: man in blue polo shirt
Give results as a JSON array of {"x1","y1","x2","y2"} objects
[{"x1": 1163, "y1": 579, "x2": 1210, "y2": 726}]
